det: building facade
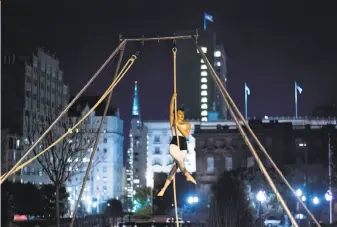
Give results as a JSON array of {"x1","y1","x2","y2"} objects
[
  {"x1": 67, "y1": 97, "x2": 124, "y2": 214},
  {"x1": 125, "y1": 81, "x2": 148, "y2": 211},
  {"x1": 1, "y1": 129, "x2": 23, "y2": 182},
  {"x1": 2, "y1": 48, "x2": 69, "y2": 183},
  {"x1": 193, "y1": 118, "x2": 337, "y2": 209},
  {"x1": 175, "y1": 30, "x2": 227, "y2": 121}
]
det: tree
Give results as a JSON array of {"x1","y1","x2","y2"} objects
[
  {"x1": 104, "y1": 199, "x2": 123, "y2": 226},
  {"x1": 10, "y1": 183, "x2": 44, "y2": 216},
  {"x1": 209, "y1": 170, "x2": 253, "y2": 227},
  {"x1": 1, "y1": 181, "x2": 13, "y2": 227},
  {"x1": 40, "y1": 184, "x2": 69, "y2": 218},
  {"x1": 25, "y1": 111, "x2": 99, "y2": 227},
  {"x1": 133, "y1": 186, "x2": 152, "y2": 219}
]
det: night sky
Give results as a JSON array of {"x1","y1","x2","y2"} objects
[{"x1": 3, "y1": 0, "x2": 337, "y2": 123}]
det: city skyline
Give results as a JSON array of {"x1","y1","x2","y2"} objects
[{"x1": 3, "y1": 0, "x2": 337, "y2": 124}]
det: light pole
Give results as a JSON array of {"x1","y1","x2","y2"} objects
[
  {"x1": 328, "y1": 133, "x2": 333, "y2": 224},
  {"x1": 256, "y1": 190, "x2": 266, "y2": 227}
]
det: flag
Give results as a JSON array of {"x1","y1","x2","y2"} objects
[
  {"x1": 204, "y1": 12, "x2": 214, "y2": 31},
  {"x1": 295, "y1": 81, "x2": 303, "y2": 94},
  {"x1": 245, "y1": 83, "x2": 251, "y2": 96}
]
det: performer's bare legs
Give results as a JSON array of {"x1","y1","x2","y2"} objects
[{"x1": 157, "y1": 145, "x2": 196, "y2": 197}]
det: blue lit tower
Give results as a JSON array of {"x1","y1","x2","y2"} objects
[
  {"x1": 132, "y1": 81, "x2": 140, "y2": 116},
  {"x1": 125, "y1": 81, "x2": 148, "y2": 212}
]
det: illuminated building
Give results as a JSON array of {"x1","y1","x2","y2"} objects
[
  {"x1": 2, "y1": 48, "x2": 69, "y2": 183},
  {"x1": 65, "y1": 97, "x2": 124, "y2": 214},
  {"x1": 175, "y1": 30, "x2": 227, "y2": 121},
  {"x1": 125, "y1": 81, "x2": 148, "y2": 211}
]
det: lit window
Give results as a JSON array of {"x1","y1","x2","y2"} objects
[
  {"x1": 201, "y1": 104, "x2": 208, "y2": 109},
  {"x1": 201, "y1": 47, "x2": 207, "y2": 53},
  {"x1": 216, "y1": 61, "x2": 221, "y2": 66},
  {"x1": 201, "y1": 64, "x2": 207, "y2": 70},
  {"x1": 201, "y1": 90, "x2": 207, "y2": 96},
  {"x1": 214, "y1": 51, "x2": 221, "y2": 57},
  {"x1": 201, "y1": 84, "x2": 207, "y2": 90},
  {"x1": 201, "y1": 110, "x2": 208, "y2": 116},
  {"x1": 201, "y1": 97, "x2": 207, "y2": 103},
  {"x1": 207, "y1": 157, "x2": 214, "y2": 173},
  {"x1": 201, "y1": 117, "x2": 208, "y2": 122},
  {"x1": 16, "y1": 139, "x2": 20, "y2": 149},
  {"x1": 201, "y1": 78, "x2": 207, "y2": 83},
  {"x1": 201, "y1": 71, "x2": 207, "y2": 76},
  {"x1": 200, "y1": 59, "x2": 204, "y2": 63}
]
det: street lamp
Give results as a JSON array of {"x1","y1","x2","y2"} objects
[
  {"x1": 187, "y1": 196, "x2": 199, "y2": 205},
  {"x1": 256, "y1": 190, "x2": 267, "y2": 203},
  {"x1": 312, "y1": 196, "x2": 320, "y2": 205},
  {"x1": 296, "y1": 189, "x2": 302, "y2": 197},
  {"x1": 256, "y1": 190, "x2": 266, "y2": 227},
  {"x1": 325, "y1": 190, "x2": 333, "y2": 201}
]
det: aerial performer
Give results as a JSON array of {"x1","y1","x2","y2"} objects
[{"x1": 157, "y1": 93, "x2": 197, "y2": 197}]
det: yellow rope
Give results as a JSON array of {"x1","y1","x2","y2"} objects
[
  {"x1": 0, "y1": 55, "x2": 137, "y2": 183},
  {"x1": 172, "y1": 47, "x2": 179, "y2": 227}
]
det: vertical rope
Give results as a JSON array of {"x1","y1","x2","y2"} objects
[{"x1": 172, "y1": 47, "x2": 179, "y2": 227}]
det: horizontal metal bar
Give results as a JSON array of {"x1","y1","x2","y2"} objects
[{"x1": 123, "y1": 35, "x2": 193, "y2": 42}]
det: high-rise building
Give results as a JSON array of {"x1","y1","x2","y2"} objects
[
  {"x1": 125, "y1": 81, "x2": 148, "y2": 211},
  {"x1": 1, "y1": 129, "x2": 23, "y2": 182},
  {"x1": 2, "y1": 48, "x2": 70, "y2": 183},
  {"x1": 175, "y1": 30, "x2": 227, "y2": 121},
  {"x1": 67, "y1": 96, "x2": 124, "y2": 214}
]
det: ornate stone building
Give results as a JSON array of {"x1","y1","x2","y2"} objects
[{"x1": 193, "y1": 120, "x2": 337, "y2": 205}]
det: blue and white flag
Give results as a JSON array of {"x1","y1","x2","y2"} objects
[
  {"x1": 245, "y1": 83, "x2": 251, "y2": 96},
  {"x1": 295, "y1": 81, "x2": 303, "y2": 94},
  {"x1": 204, "y1": 12, "x2": 214, "y2": 31}
]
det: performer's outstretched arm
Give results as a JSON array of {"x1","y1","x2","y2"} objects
[{"x1": 169, "y1": 93, "x2": 176, "y2": 127}]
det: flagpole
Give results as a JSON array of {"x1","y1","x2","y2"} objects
[
  {"x1": 295, "y1": 81, "x2": 298, "y2": 119},
  {"x1": 245, "y1": 83, "x2": 248, "y2": 120}
]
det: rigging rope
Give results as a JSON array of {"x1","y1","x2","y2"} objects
[
  {"x1": 194, "y1": 40, "x2": 301, "y2": 227},
  {"x1": 69, "y1": 45, "x2": 127, "y2": 227},
  {"x1": 172, "y1": 47, "x2": 180, "y2": 227},
  {"x1": 195, "y1": 40, "x2": 321, "y2": 227},
  {"x1": 1, "y1": 53, "x2": 136, "y2": 183},
  {"x1": 0, "y1": 40, "x2": 126, "y2": 184}
]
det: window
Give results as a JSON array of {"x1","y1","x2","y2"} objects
[
  {"x1": 201, "y1": 71, "x2": 207, "y2": 76},
  {"x1": 103, "y1": 138, "x2": 107, "y2": 143},
  {"x1": 201, "y1": 97, "x2": 207, "y2": 103},
  {"x1": 201, "y1": 84, "x2": 207, "y2": 90},
  {"x1": 206, "y1": 157, "x2": 214, "y2": 173},
  {"x1": 214, "y1": 50, "x2": 221, "y2": 57},
  {"x1": 103, "y1": 148, "x2": 107, "y2": 153},
  {"x1": 225, "y1": 157, "x2": 233, "y2": 171},
  {"x1": 201, "y1": 90, "x2": 207, "y2": 96},
  {"x1": 216, "y1": 61, "x2": 221, "y2": 66},
  {"x1": 154, "y1": 147, "x2": 161, "y2": 154},
  {"x1": 103, "y1": 167, "x2": 107, "y2": 172},
  {"x1": 247, "y1": 156, "x2": 254, "y2": 168},
  {"x1": 154, "y1": 136, "x2": 160, "y2": 143},
  {"x1": 201, "y1": 64, "x2": 207, "y2": 70},
  {"x1": 201, "y1": 110, "x2": 208, "y2": 116},
  {"x1": 201, "y1": 104, "x2": 208, "y2": 110},
  {"x1": 26, "y1": 90, "x2": 31, "y2": 97}
]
